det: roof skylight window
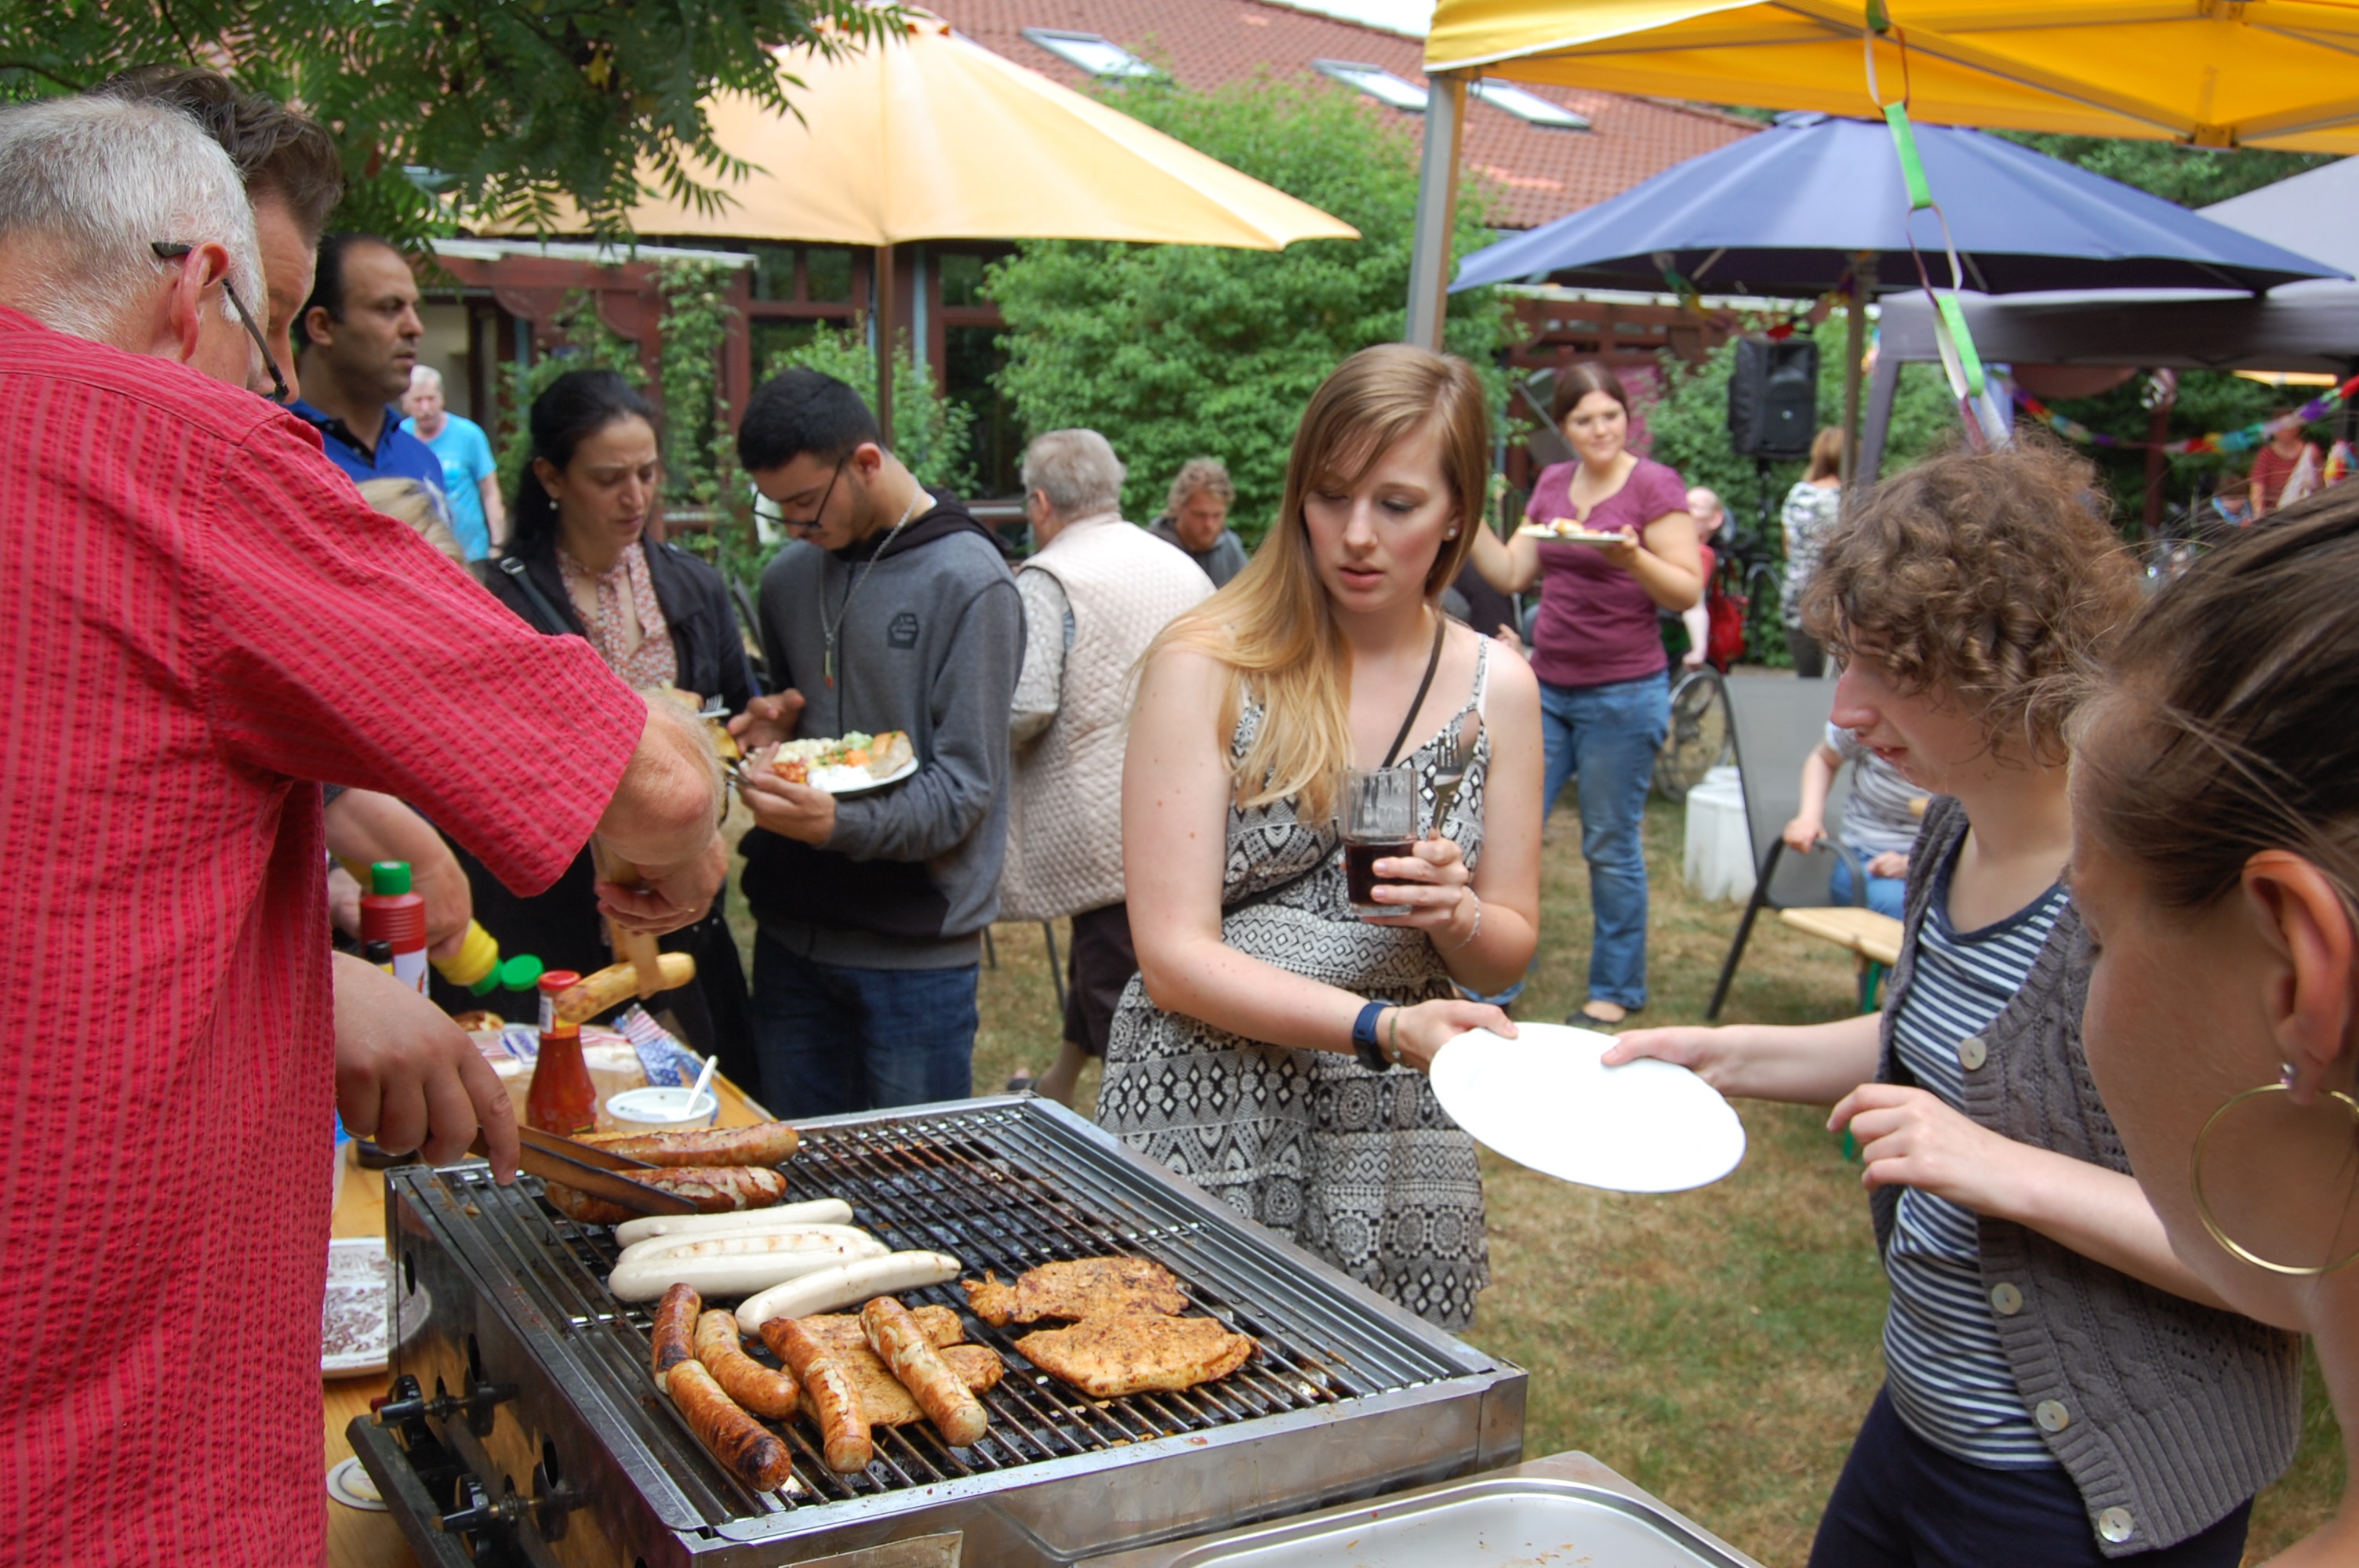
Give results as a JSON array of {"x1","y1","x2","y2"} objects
[
  {"x1": 1472, "y1": 79, "x2": 1590, "y2": 129},
  {"x1": 1022, "y1": 28, "x2": 1158, "y2": 79},
  {"x1": 1312, "y1": 60, "x2": 1429, "y2": 112}
]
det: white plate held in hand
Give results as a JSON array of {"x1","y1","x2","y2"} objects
[{"x1": 1429, "y1": 1023, "x2": 1745, "y2": 1193}]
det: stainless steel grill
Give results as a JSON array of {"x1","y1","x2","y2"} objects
[{"x1": 354, "y1": 1095, "x2": 1525, "y2": 1566}]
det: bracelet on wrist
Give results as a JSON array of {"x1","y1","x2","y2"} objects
[
  {"x1": 1349, "y1": 999, "x2": 1393, "y2": 1073},
  {"x1": 1449, "y1": 890, "x2": 1484, "y2": 952},
  {"x1": 1385, "y1": 1005, "x2": 1403, "y2": 1065}
]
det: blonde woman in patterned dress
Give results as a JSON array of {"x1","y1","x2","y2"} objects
[{"x1": 1098, "y1": 346, "x2": 1544, "y2": 1330}]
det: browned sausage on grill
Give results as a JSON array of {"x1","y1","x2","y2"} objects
[
  {"x1": 861, "y1": 1296, "x2": 987, "y2": 1446},
  {"x1": 651, "y1": 1283, "x2": 700, "y2": 1389},
  {"x1": 580, "y1": 1122, "x2": 801, "y2": 1168},
  {"x1": 666, "y1": 1359, "x2": 795, "y2": 1492},
  {"x1": 694, "y1": 1309, "x2": 799, "y2": 1418},
  {"x1": 760, "y1": 1316, "x2": 872, "y2": 1474},
  {"x1": 544, "y1": 1165, "x2": 790, "y2": 1226}
]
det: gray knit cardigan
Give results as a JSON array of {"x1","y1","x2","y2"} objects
[{"x1": 1870, "y1": 797, "x2": 2302, "y2": 1556}]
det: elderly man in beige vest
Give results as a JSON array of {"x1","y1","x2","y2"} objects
[{"x1": 1005, "y1": 429, "x2": 1214, "y2": 1104}]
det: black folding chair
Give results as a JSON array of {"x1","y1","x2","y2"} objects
[{"x1": 1705, "y1": 673, "x2": 1868, "y2": 1020}]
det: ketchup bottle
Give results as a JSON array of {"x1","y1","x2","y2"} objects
[
  {"x1": 360, "y1": 862, "x2": 429, "y2": 995},
  {"x1": 528, "y1": 970, "x2": 597, "y2": 1134}
]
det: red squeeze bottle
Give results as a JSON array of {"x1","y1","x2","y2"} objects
[
  {"x1": 528, "y1": 970, "x2": 598, "y2": 1135},
  {"x1": 360, "y1": 861, "x2": 429, "y2": 994}
]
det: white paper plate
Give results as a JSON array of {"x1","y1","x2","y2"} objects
[
  {"x1": 816, "y1": 753, "x2": 918, "y2": 796},
  {"x1": 1429, "y1": 1023, "x2": 1746, "y2": 1193}
]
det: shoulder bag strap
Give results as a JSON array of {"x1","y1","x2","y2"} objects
[
  {"x1": 498, "y1": 555, "x2": 576, "y2": 638},
  {"x1": 1379, "y1": 611, "x2": 1448, "y2": 768}
]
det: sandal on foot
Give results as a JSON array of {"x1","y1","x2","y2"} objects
[{"x1": 1572, "y1": 1000, "x2": 1635, "y2": 1026}]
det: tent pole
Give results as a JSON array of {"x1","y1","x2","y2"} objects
[
  {"x1": 1404, "y1": 71, "x2": 1468, "y2": 352},
  {"x1": 1840, "y1": 256, "x2": 1874, "y2": 507},
  {"x1": 874, "y1": 241, "x2": 896, "y2": 447}
]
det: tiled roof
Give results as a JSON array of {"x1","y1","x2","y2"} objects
[{"x1": 932, "y1": 0, "x2": 1756, "y2": 228}]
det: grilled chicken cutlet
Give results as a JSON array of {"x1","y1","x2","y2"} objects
[
  {"x1": 962, "y1": 1257, "x2": 1187, "y2": 1326},
  {"x1": 1015, "y1": 1315, "x2": 1253, "y2": 1398}
]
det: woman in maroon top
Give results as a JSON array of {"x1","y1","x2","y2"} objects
[{"x1": 1470, "y1": 363, "x2": 1701, "y2": 1022}]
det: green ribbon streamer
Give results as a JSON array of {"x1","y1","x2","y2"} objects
[{"x1": 1884, "y1": 103, "x2": 1933, "y2": 211}]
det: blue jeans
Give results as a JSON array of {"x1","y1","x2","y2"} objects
[
  {"x1": 1830, "y1": 856, "x2": 1907, "y2": 919},
  {"x1": 1811, "y1": 1387, "x2": 2250, "y2": 1567},
  {"x1": 751, "y1": 931, "x2": 977, "y2": 1117},
  {"x1": 1539, "y1": 672, "x2": 1669, "y2": 1010}
]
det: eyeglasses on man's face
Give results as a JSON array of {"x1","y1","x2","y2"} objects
[{"x1": 151, "y1": 240, "x2": 289, "y2": 402}]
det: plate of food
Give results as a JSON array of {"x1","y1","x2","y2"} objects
[
  {"x1": 322, "y1": 1236, "x2": 394, "y2": 1377},
  {"x1": 1428, "y1": 1022, "x2": 1746, "y2": 1193},
  {"x1": 1515, "y1": 517, "x2": 1627, "y2": 546},
  {"x1": 744, "y1": 731, "x2": 918, "y2": 797}
]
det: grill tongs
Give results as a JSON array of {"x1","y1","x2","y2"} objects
[{"x1": 469, "y1": 1124, "x2": 699, "y2": 1215}]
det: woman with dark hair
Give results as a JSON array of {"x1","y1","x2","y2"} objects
[
  {"x1": 2070, "y1": 483, "x2": 2359, "y2": 1568},
  {"x1": 1467, "y1": 361, "x2": 1700, "y2": 1024},
  {"x1": 460, "y1": 368, "x2": 758, "y2": 1080}
]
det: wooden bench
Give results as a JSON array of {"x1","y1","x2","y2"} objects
[{"x1": 1777, "y1": 905, "x2": 1906, "y2": 1008}]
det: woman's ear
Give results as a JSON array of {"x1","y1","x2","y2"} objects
[
  {"x1": 531, "y1": 456, "x2": 564, "y2": 505},
  {"x1": 2241, "y1": 849, "x2": 2359, "y2": 1099}
]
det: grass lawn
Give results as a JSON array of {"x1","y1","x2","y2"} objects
[{"x1": 728, "y1": 794, "x2": 2343, "y2": 1565}]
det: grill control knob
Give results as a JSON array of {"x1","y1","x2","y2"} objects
[{"x1": 437, "y1": 1479, "x2": 525, "y2": 1537}]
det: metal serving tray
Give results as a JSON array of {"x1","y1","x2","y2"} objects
[{"x1": 1081, "y1": 1451, "x2": 1766, "y2": 1568}]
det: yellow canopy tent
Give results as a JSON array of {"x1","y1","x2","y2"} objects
[
  {"x1": 494, "y1": 10, "x2": 1357, "y2": 438},
  {"x1": 1403, "y1": 2, "x2": 2359, "y2": 344}
]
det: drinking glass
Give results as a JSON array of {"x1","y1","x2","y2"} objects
[{"x1": 1340, "y1": 766, "x2": 1416, "y2": 920}]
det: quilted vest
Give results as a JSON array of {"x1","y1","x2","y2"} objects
[{"x1": 1000, "y1": 515, "x2": 1212, "y2": 921}]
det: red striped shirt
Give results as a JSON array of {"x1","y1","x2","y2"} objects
[{"x1": 0, "y1": 308, "x2": 645, "y2": 1566}]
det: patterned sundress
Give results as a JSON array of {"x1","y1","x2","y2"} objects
[{"x1": 1096, "y1": 644, "x2": 1492, "y2": 1330}]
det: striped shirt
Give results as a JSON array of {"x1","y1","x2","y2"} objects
[{"x1": 1882, "y1": 844, "x2": 2070, "y2": 1468}]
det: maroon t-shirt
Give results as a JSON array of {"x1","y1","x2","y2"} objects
[{"x1": 1525, "y1": 456, "x2": 1688, "y2": 689}]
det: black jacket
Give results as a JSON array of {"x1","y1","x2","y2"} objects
[{"x1": 474, "y1": 539, "x2": 758, "y2": 713}]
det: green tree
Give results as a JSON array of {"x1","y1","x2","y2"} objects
[
  {"x1": 761, "y1": 322, "x2": 976, "y2": 495},
  {"x1": 985, "y1": 71, "x2": 1513, "y2": 542},
  {"x1": 0, "y1": 0, "x2": 900, "y2": 238},
  {"x1": 1994, "y1": 132, "x2": 2333, "y2": 208}
]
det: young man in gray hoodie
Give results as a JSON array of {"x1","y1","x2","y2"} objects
[{"x1": 732, "y1": 371, "x2": 1023, "y2": 1114}]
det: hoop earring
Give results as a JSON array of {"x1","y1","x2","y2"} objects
[{"x1": 2190, "y1": 1081, "x2": 2359, "y2": 1276}]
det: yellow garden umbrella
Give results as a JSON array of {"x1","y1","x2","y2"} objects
[
  {"x1": 1402, "y1": 2, "x2": 2359, "y2": 346},
  {"x1": 1424, "y1": 1, "x2": 2359, "y2": 151},
  {"x1": 553, "y1": 10, "x2": 1357, "y2": 437}
]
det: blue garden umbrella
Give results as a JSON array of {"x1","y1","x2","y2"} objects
[{"x1": 1452, "y1": 112, "x2": 2343, "y2": 297}]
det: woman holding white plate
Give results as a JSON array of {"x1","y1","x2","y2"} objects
[
  {"x1": 1465, "y1": 362, "x2": 1699, "y2": 1026},
  {"x1": 1098, "y1": 345, "x2": 1543, "y2": 1330},
  {"x1": 1608, "y1": 440, "x2": 2299, "y2": 1567}
]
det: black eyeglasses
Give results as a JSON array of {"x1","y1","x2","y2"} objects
[{"x1": 151, "y1": 240, "x2": 289, "y2": 402}]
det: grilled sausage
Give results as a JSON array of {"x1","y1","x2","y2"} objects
[
  {"x1": 760, "y1": 1316, "x2": 872, "y2": 1474},
  {"x1": 551, "y1": 954, "x2": 697, "y2": 1023},
  {"x1": 545, "y1": 1166, "x2": 789, "y2": 1227},
  {"x1": 694, "y1": 1310, "x2": 799, "y2": 1419},
  {"x1": 862, "y1": 1296, "x2": 987, "y2": 1446},
  {"x1": 666, "y1": 1359, "x2": 795, "y2": 1492},
  {"x1": 580, "y1": 1121, "x2": 801, "y2": 1169},
  {"x1": 614, "y1": 1200, "x2": 855, "y2": 1247},
  {"x1": 736, "y1": 1251, "x2": 963, "y2": 1334},
  {"x1": 651, "y1": 1283, "x2": 700, "y2": 1390},
  {"x1": 608, "y1": 1233, "x2": 887, "y2": 1304}
]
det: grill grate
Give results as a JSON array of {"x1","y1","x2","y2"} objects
[{"x1": 427, "y1": 1099, "x2": 1470, "y2": 1515}]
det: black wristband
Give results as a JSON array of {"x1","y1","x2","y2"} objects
[{"x1": 1350, "y1": 1000, "x2": 1393, "y2": 1073}]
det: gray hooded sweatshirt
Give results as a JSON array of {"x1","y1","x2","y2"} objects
[{"x1": 743, "y1": 492, "x2": 1023, "y2": 969}]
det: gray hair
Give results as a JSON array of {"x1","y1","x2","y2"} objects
[
  {"x1": 1165, "y1": 456, "x2": 1234, "y2": 515},
  {"x1": 0, "y1": 96, "x2": 260, "y2": 345},
  {"x1": 409, "y1": 364, "x2": 445, "y2": 394},
  {"x1": 1022, "y1": 428, "x2": 1125, "y2": 519}
]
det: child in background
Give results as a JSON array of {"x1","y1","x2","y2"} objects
[{"x1": 1783, "y1": 721, "x2": 1918, "y2": 918}]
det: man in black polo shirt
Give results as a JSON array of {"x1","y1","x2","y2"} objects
[{"x1": 289, "y1": 232, "x2": 446, "y2": 511}]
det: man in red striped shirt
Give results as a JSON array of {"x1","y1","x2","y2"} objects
[{"x1": 0, "y1": 96, "x2": 725, "y2": 1566}]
